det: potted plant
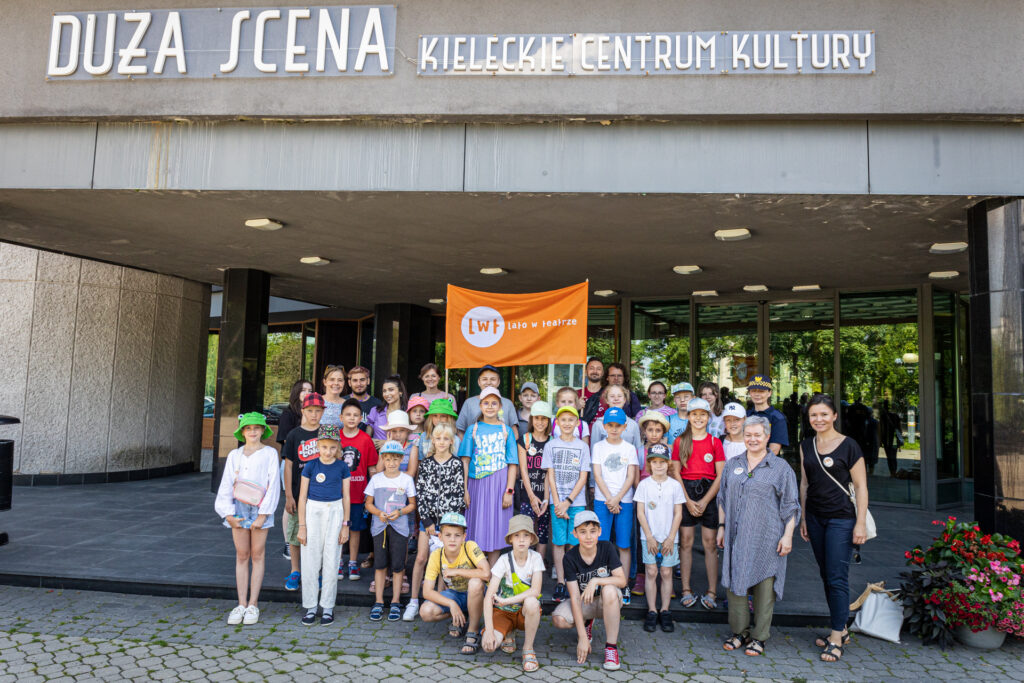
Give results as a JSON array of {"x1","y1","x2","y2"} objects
[{"x1": 901, "y1": 517, "x2": 1022, "y2": 649}]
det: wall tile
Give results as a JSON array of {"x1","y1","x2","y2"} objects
[
  {"x1": 0, "y1": 243, "x2": 39, "y2": 281},
  {"x1": 144, "y1": 294, "x2": 181, "y2": 468},
  {"x1": 0, "y1": 281, "x2": 34, "y2": 469},
  {"x1": 173, "y1": 298, "x2": 206, "y2": 468},
  {"x1": 107, "y1": 289, "x2": 156, "y2": 471},
  {"x1": 157, "y1": 274, "x2": 184, "y2": 297},
  {"x1": 19, "y1": 283, "x2": 77, "y2": 474},
  {"x1": 36, "y1": 252, "x2": 81, "y2": 284},
  {"x1": 64, "y1": 284, "x2": 119, "y2": 474},
  {"x1": 80, "y1": 260, "x2": 123, "y2": 287},
  {"x1": 182, "y1": 279, "x2": 210, "y2": 303},
  {"x1": 121, "y1": 268, "x2": 159, "y2": 293}
]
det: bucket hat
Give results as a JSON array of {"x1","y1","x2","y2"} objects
[
  {"x1": 638, "y1": 411, "x2": 670, "y2": 431},
  {"x1": 406, "y1": 396, "x2": 431, "y2": 413},
  {"x1": 505, "y1": 514, "x2": 539, "y2": 545},
  {"x1": 234, "y1": 412, "x2": 273, "y2": 442},
  {"x1": 425, "y1": 399, "x2": 458, "y2": 418}
]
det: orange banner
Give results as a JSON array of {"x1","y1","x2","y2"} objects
[{"x1": 445, "y1": 282, "x2": 589, "y2": 369}]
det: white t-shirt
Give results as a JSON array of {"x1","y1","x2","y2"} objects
[
  {"x1": 552, "y1": 421, "x2": 591, "y2": 440},
  {"x1": 723, "y1": 439, "x2": 746, "y2": 460},
  {"x1": 490, "y1": 548, "x2": 546, "y2": 585},
  {"x1": 590, "y1": 439, "x2": 639, "y2": 504},
  {"x1": 634, "y1": 477, "x2": 686, "y2": 543}
]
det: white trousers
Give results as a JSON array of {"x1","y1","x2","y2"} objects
[{"x1": 300, "y1": 498, "x2": 344, "y2": 610}]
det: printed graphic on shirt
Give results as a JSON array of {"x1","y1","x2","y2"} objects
[
  {"x1": 297, "y1": 437, "x2": 319, "y2": 462},
  {"x1": 602, "y1": 449, "x2": 628, "y2": 473},
  {"x1": 379, "y1": 486, "x2": 408, "y2": 516},
  {"x1": 575, "y1": 565, "x2": 609, "y2": 590},
  {"x1": 473, "y1": 428, "x2": 508, "y2": 473},
  {"x1": 340, "y1": 445, "x2": 362, "y2": 473}
]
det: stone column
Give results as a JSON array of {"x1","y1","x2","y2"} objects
[
  {"x1": 968, "y1": 198, "x2": 1024, "y2": 538},
  {"x1": 211, "y1": 269, "x2": 271, "y2": 492},
  {"x1": 372, "y1": 304, "x2": 434, "y2": 395}
]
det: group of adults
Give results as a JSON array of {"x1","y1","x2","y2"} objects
[{"x1": 271, "y1": 357, "x2": 871, "y2": 663}]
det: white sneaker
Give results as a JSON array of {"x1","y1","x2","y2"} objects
[
  {"x1": 242, "y1": 605, "x2": 260, "y2": 625},
  {"x1": 403, "y1": 601, "x2": 419, "y2": 622},
  {"x1": 227, "y1": 605, "x2": 246, "y2": 625}
]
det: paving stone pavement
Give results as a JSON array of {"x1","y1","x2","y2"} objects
[{"x1": 0, "y1": 585, "x2": 1022, "y2": 682}]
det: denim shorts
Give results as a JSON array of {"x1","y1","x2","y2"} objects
[
  {"x1": 640, "y1": 540, "x2": 680, "y2": 568},
  {"x1": 436, "y1": 589, "x2": 469, "y2": 615},
  {"x1": 223, "y1": 500, "x2": 275, "y2": 530}
]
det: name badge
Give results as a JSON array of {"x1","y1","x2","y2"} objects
[
  {"x1": 528, "y1": 446, "x2": 537, "y2": 456},
  {"x1": 704, "y1": 453, "x2": 714, "y2": 463},
  {"x1": 648, "y1": 500, "x2": 657, "y2": 510},
  {"x1": 315, "y1": 473, "x2": 326, "y2": 483},
  {"x1": 733, "y1": 467, "x2": 744, "y2": 476},
  {"x1": 823, "y1": 457, "x2": 834, "y2": 468}
]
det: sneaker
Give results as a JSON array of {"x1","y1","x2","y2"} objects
[
  {"x1": 320, "y1": 611, "x2": 334, "y2": 626},
  {"x1": 388, "y1": 603, "x2": 402, "y2": 622},
  {"x1": 284, "y1": 571, "x2": 301, "y2": 591},
  {"x1": 227, "y1": 605, "x2": 246, "y2": 625},
  {"x1": 674, "y1": 566, "x2": 681, "y2": 579},
  {"x1": 643, "y1": 610, "x2": 658, "y2": 632},
  {"x1": 584, "y1": 619, "x2": 594, "y2": 643},
  {"x1": 369, "y1": 602, "x2": 385, "y2": 621},
  {"x1": 659, "y1": 610, "x2": 675, "y2": 633},
  {"x1": 242, "y1": 605, "x2": 259, "y2": 625},
  {"x1": 301, "y1": 609, "x2": 317, "y2": 626},
  {"x1": 553, "y1": 583, "x2": 567, "y2": 603},
  {"x1": 403, "y1": 601, "x2": 419, "y2": 622},
  {"x1": 631, "y1": 574, "x2": 646, "y2": 596},
  {"x1": 349, "y1": 561, "x2": 361, "y2": 581},
  {"x1": 621, "y1": 587, "x2": 631, "y2": 606},
  {"x1": 281, "y1": 544, "x2": 291, "y2": 560},
  {"x1": 603, "y1": 645, "x2": 620, "y2": 671}
]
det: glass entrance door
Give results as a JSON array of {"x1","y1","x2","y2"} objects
[{"x1": 695, "y1": 303, "x2": 759, "y2": 404}]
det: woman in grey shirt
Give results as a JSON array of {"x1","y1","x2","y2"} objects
[{"x1": 716, "y1": 415, "x2": 800, "y2": 657}]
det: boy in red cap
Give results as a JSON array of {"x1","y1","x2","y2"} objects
[{"x1": 282, "y1": 392, "x2": 326, "y2": 590}]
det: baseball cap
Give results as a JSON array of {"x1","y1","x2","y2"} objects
[
  {"x1": 480, "y1": 364, "x2": 501, "y2": 375},
  {"x1": 530, "y1": 400, "x2": 553, "y2": 420},
  {"x1": 603, "y1": 407, "x2": 627, "y2": 425},
  {"x1": 686, "y1": 398, "x2": 711, "y2": 413},
  {"x1": 573, "y1": 509, "x2": 601, "y2": 529},
  {"x1": 519, "y1": 381, "x2": 539, "y2": 395},
  {"x1": 671, "y1": 382, "x2": 695, "y2": 395},
  {"x1": 748, "y1": 375, "x2": 773, "y2": 390},
  {"x1": 439, "y1": 512, "x2": 468, "y2": 528},
  {"x1": 555, "y1": 405, "x2": 579, "y2": 419},
  {"x1": 722, "y1": 402, "x2": 746, "y2": 419},
  {"x1": 380, "y1": 439, "x2": 406, "y2": 456},
  {"x1": 646, "y1": 442, "x2": 670, "y2": 460},
  {"x1": 479, "y1": 386, "x2": 502, "y2": 402},
  {"x1": 303, "y1": 392, "x2": 325, "y2": 409},
  {"x1": 317, "y1": 424, "x2": 340, "y2": 441}
]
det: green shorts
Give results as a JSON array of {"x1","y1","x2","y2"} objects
[{"x1": 285, "y1": 508, "x2": 300, "y2": 546}]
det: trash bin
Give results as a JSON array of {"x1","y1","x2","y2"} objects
[{"x1": 0, "y1": 415, "x2": 19, "y2": 547}]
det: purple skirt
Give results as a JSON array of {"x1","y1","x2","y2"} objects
[{"x1": 466, "y1": 470, "x2": 513, "y2": 552}]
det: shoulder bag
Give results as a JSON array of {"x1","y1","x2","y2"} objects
[{"x1": 813, "y1": 438, "x2": 876, "y2": 541}]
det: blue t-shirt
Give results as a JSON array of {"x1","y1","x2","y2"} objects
[
  {"x1": 668, "y1": 414, "x2": 689, "y2": 446},
  {"x1": 458, "y1": 421, "x2": 518, "y2": 479},
  {"x1": 747, "y1": 406, "x2": 790, "y2": 447},
  {"x1": 301, "y1": 458, "x2": 351, "y2": 502}
]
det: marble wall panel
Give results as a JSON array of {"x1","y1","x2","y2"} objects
[
  {"x1": 0, "y1": 281, "x2": 35, "y2": 470},
  {"x1": 106, "y1": 288, "x2": 156, "y2": 471},
  {"x1": 144, "y1": 294, "x2": 181, "y2": 468},
  {"x1": 0, "y1": 242, "x2": 38, "y2": 281}
]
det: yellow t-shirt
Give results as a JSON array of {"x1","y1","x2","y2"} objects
[{"x1": 425, "y1": 541, "x2": 486, "y2": 593}]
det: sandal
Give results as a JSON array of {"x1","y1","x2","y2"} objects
[
  {"x1": 680, "y1": 590, "x2": 697, "y2": 608},
  {"x1": 448, "y1": 622, "x2": 467, "y2": 639},
  {"x1": 700, "y1": 591, "x2": 717, "y2": 610},
  {"x1": 501, "y1": 632, "x2": 516, "y2": 654},
  {"x1": 460, "y1": 631, "x2": 480, "y2": 655},
  {"x1": 361, "y1": 555, "x2": 375, "y2": 569},
  {"x1": 401, "y1": 578, "x2": 411, "y2": 594},
  {"x1": 820, "y1": 641, "x2": 844, "y2": 662},
  {"x1": 744, "y1": 639, "x2": 765, "y2": 657},
  {"x1": 522, "y1": 649, "x2": 539, "y2": 673},
  {"x1": 814, "y1": 631, "x2": 850, "y2": 648},
  {"x1": 723, "y1": 633, "x2": 749, "y2": 651}
]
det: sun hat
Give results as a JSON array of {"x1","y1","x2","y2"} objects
[
  {"x1": 425, "y1": 398, "x2": 458, "y2": 418},
  {"x1": 722, "y1": 402, "x2": 746, "y2": 419},
  {"x1": 603, "y1": 407, "x2": 627, "y2": 425},
  {"x1": 686, "y1": 398, "x2": 711, "y2": 414},
  {"x1": 382, "y1": 410, "x2": 413, "y2": 432},
  {"x1": 439, "y1": 511, "x2": 468, "y2": 529},
  {"x1": 302, "y1": 392, "x2": 325, "y2": 409},
  {"x1": 646, "y1": 443, "x2": 671, "y2": 460},
  {"x1": 234, "y1": 412, "x2": 273, "y2": 442},
  {"x1": 530, "y1": 400, "x2": 553, "y2": 420},
  {"x1": 505, "y1": 514, "x2": 539, "y2": 545},
  {"x1": 317, "y1": 424, "x2": 340, "y2": 441},
  {"x1": 555, "y1": 405, "x2": 579, "y2": 419},
  {"x1": 519, "y1": 381, "x2": 540, "y2": 395},
  {"x1": 747, "y1": 374, "x2": 773, "y2": 391},
  {"x1": 406, "y1": 396, "x2": 431, "y2": 412},
  {"x1": 671, "y1": 382, "x2": 695, "y2": 395},
  {"x1": 638, "y1": 411, "x2": 670, "y2": 431},
  {"x1": 479, "y1": 386, "x2": 502, "y2": 402},
  {"x1": 573, "y1": 509, "x2": 601, "y2": 529},
  {"x1": 380, "y1": 439, "x2": 406, "y2": 456}
]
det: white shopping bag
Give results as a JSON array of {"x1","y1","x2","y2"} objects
[{"x1": 851, "y1": 589, "x2": 903, "y2": 643}]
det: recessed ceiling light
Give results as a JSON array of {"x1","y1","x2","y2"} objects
[
  {"x1": 673, "y1": 265, "x2": 703, "y2": 275},
  {"x1": 593, "y1": 289, "x2": 617, "y2": 297},
  {"x1": 929, "y1": 241, "x2": 968, "y2": 254},
  {"x1": 480, "y1": 267, "x2": 508, "y2": 275},
  {"x1": 928, "y1": 270, "x2": 959, "y2": 279},
  {"x1": 714, "y1": 228, "x2": 751, "y2": 242},
  {"x1": 428, "y1": 298, "x2": 445, "y2": 305},
  {"x1": 244, "y1": 218, "x2": 283, "y2": 231},
  {"x1": 792, "y1": 284, "x2": 822, "y2": 292},
  {"x1": 693, "y1": 290, "x2": 719, "y2": 297},
  {"x1": 645, "y1": 308, "x2": 663, "y2": 313},
  {"x1": 743, "y1": 284, "x2": 768, "y2": 292},
  {"x1": 300, "y1": 256, "x2": 331, "y2": 266}
]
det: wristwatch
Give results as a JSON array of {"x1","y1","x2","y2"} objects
[
  {"x1": 342, "y1": 520, "x2": 350, "y2": 527},
  {"x1": 506, "y1": 488, "x2": 515, "y2": 495}
]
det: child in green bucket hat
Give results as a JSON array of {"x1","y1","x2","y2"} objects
[{"x1": 215, "y1": 411, "x2": 281, "y2": 627}]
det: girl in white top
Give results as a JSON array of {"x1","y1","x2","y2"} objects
[
  {"x1": 214, "y1": 412, "x2": 281, "y2": 626},
  {"x1": 699, "y1": 381, "x2": 726, "y2": 439},
  {"x1": 720, "y1": 402, "x2": 748, "y2": 459}
]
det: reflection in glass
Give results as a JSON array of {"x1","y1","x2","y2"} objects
[
  {"x1": 697, "y1": 303, "x2": 758, "y2": 404},
  {"x1": 840, "y1": 292, "x2": 920, "y2": 505},
  {"x1": 264, "y1": 325, "x2": 304, "y2": 415},
  {"x1": 933, "y1": 291, "x2": 970, "y2": 505},
  {"x1": 632, "y1": 300, "x2": 691, "y2": 392}
]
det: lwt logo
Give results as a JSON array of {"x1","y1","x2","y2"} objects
[{"x1": 461, "y1": 306, "x2": 505, "y2": 348}]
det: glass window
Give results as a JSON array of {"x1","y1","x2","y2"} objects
[
  {"x1": 264, "y1": 325, "x2": 304, "y2": 421},
  {"x1": 696, "y1": 303, "x2": 759, "y2": 404},
  {"x1": 631, "y1": 300, "x2": 691, "y2": 397},
  {"x1": 839, "y1": 291, "x2": 920, "y2": 505}
]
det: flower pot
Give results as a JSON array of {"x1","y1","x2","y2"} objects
[{"x1": 954, "y1": 624, "x2": 1007, "y2": 649}]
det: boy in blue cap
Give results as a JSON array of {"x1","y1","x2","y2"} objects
[
  {"x1": 668, "y1": 382, "x2": 694, "y2": 445},
  {"x1": 364, "y1": 440, "x2": 417, "y2": 622}
]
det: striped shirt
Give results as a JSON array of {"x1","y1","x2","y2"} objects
[{"x1": 718, "y1": 452, "x2": 801, "y2": 601}]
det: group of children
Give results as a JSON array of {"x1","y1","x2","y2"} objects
[{"x1": 216, "y1": 378, "x2": 757, "y2": 672}]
